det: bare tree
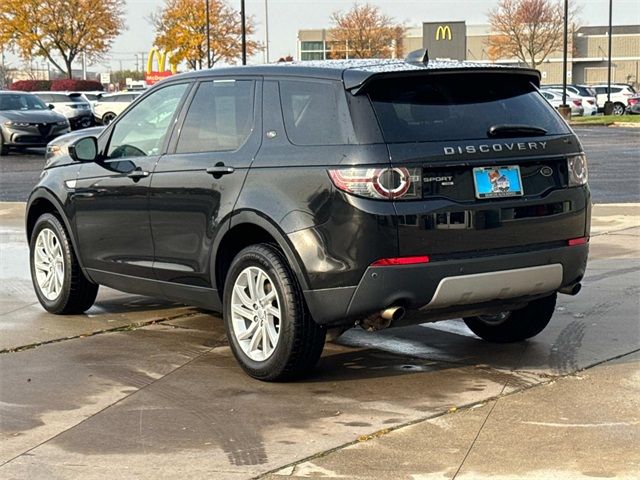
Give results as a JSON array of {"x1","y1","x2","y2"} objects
[{"x1": 487, "y1": 0, "x2": 580, "y2": 69}]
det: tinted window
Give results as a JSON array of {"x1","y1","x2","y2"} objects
[
  {"x1": 36, "y1": 94, "x2": 52, "y2": 102},
  {"x1": 176, "y1": 79, "x2": 254, "y2": 153},
  {"x1": 367, "y1": 73, "x2": 570, "y2": 143},
  {"x1": 107, "y1": 83, "x2": 189, "y2": 159},
  {"x1": 610, "y1": 87, "x2": 622, "y2": 93},
  {"x1": 279, "y1": 80, "x2": 356, "y2": 146},
  {"x1": 50, "y1": 94, "x2": 70, "y2": 102},
  {"x1": 0, "y1": 93, "x2": 47, "y2": 111},
  {"x1": 595, "y1": 87, "x2": 607, "y2": 94}
]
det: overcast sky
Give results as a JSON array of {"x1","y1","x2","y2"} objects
[{"x1": 5, "y1": 0, "x2": 640, "y2": 72}]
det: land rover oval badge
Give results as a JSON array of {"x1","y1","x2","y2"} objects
[{"x1": 540, "y1": 166, "x2": 553, "y2": 177}]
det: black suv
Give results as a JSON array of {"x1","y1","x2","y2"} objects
[{"x1": 26, "y1": 56, "x2": 590, "y2": 381}]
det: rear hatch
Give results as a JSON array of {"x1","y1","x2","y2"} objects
[{"x1": 364, "y1": 71, "x2": 588, "y2": 257}]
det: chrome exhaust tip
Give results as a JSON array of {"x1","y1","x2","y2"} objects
[
  {"x1": 360, "y1": 306, "x2": 406, "y2": 331},
  {"x1": 559, "y1": 283, "x2": 582, "y2": 296},
  {"x1": 381, "y1": 306, "x2": 406, "y2": 322}
]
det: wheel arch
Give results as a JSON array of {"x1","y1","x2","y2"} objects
[
  {"x1": 213, "y1": 210, "x2": 310, "y2": 297},
  {"x1": 26, "y1": 189, "x2": 87, "y2": 272}
]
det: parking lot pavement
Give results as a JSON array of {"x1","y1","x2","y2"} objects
[{"x1": 1, "y1": 202, "x2": 639, "y2": 479}]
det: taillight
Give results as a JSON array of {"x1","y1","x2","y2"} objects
[
  {"x1": 572, "y1": 100, "x2": 582, "y2": 106},
  {"x1": 629, "y1": 98, "x2": 639, "y2": 106},
  {"x1": 567, "y1": 154, "x2": 588, "y2": 186},
  {"x1": 371, "y1": 255, "x2": 430, "y2": 266},
  {"x1": 567, "y1": 237, "x2": 589, "y2": 246},
  {"x1": 587, "y1": 99, "x2": 595, "y2": 105},
  {"x1": 328, "y1": 167, "x2": 422, "y2": 200}
]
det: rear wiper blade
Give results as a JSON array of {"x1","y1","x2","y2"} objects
[{"x1": 488, "y1": 124, "x2": 548, "y2": 138}]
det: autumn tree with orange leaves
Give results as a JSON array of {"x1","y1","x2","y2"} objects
[
  {"x1": 329, "y1": 3, "x2": 405, "y2": 59},
  {"x1": 0, "y1": 0, "x2": 125, "y2": 78},
  {"x1": 487, "y1": 0, "x2": 580, "y2": 69},
  {"x1": 151, "y1": 0, "x2": 261, "y2": 70}
]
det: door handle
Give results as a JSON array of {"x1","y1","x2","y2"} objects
[
  {"x1": 206, "y1": 165, "x2": 235, "y2": 178},
  {"x1": 127, "y1": 169, "x2": 150, "y2": 180}
]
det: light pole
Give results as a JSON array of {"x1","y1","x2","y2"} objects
[
  {"x1": 241, "y1": 0, "x2": 247, "y2": 65},
  {"x1": 264, "y1": 0, "x2": 270, "y2": 63},
  {"x1": 558, "y1": 0, "x2": 571, "y2": 120},
  {"x1": 604, "y1": 0, "x2": 614, "y2": 115},
  {"x1": 206, "y1": 0, "x2": 211, "y2": 68}
]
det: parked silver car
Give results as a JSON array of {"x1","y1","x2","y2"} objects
[
  {"x1": 0, "y1": 91, "x2": 70, "y2": 156},
  {"x1": 540, "y1": 89, "x2": 585, "y2": 116}
]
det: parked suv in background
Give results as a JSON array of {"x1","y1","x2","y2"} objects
[
  {"x1": 26, "y1": 56, "x2": 590, "y2": 380},
  {"x1": 93, "y1": 92, "x2": 142, "y2": 125},
  {"x1": 0, "y1": 91, "x2": 70, "y2": 155},
  {"x1": 32, "y1": 92, "x2": 94, "y2": 129},
  {"x1": 592, "y1": 84, "x2": 636, "y2": 115}
]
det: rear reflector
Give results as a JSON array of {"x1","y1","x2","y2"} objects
[
  {"x1": 371, "y1": 256, "x2": 430, "y2": 266},
  {"x1": 567, "y1": 236, "x2": 589, "y2": 246}
]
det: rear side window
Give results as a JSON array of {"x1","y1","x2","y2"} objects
[
  {"x1": 176, "y1": 79, "x2": 255, "y2": 153},
  {"x1": 367, "y1": 73, "x2": 570, "y2": 143},
  {"x1": 279, "y1": 80, "x2": 356, "y2": 146}
]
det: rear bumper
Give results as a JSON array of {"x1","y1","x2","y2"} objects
[{"x1": 304, "y1": 243, "x2": 588, "y2": 326}]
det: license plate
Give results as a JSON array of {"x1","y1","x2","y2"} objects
[{"x1": 473, "y1": 165, "x2": 523, "y2": 199}]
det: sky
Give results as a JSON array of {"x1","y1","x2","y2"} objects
[{"x1": 5, "y1": 0, "x2": 640, "y2": 73}]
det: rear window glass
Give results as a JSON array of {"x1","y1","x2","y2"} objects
[
  {"x1": 279, "y1": 80, "x2": 356, "y2": 146},
  {"x1": 367, "y1": 73, "x2": 570, "y2": 143}
]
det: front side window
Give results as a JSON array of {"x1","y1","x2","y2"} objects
[
  {"x1": 279, "y1": 80, "x2": 356, "y2": 146},
  {"x1": 107, "y1": 83, "x2": 189, "y2": 159},
  {"x1": 176, "y1": 79, "x2": 255, "y2": 154}
]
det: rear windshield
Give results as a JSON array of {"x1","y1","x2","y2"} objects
[{"x1": 366, "y1": 73, "x2": 569, "y2": 143}]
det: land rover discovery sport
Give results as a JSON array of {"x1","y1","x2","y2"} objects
[{"x1": 26, "y1": 55, "x2": 590, "y2": 380}]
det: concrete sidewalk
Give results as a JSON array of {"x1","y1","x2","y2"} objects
[{"x1": 266, "y1": 351, "x2": 640, "y2": 479}]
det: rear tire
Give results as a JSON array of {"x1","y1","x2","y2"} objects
[
  {"x1": 463, "y1": 293, "x2": 557, "y2": 343},
  {"x1": 223, "y1": 244, "x2": 326, "y2": 381},
  {"x1": 612, "y1": 103, "x2": 625, "y2": 116},
  {"x1": 29, "y1": 213, "x2": 99, "y2": 314}
]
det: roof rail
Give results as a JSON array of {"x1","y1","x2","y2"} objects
[{"x1": 405, "y1": 49, "x2": 429, "y2": 65}]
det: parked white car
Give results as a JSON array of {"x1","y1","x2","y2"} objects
[
  {"x1": 540, "y1": 89, "x2": 584, "y2": 116},
  {"x1": 591, "y1": 84, "x2": 636, "y2": 115},
  {"x1": 544, "y1": 87, "x2": 597, "y2": 116},
  {"x1": 93, "y1": 91, "x2": 142, "y2": 125},
  {"x1": 32, "y1": 91, "x2": 94, "y2": 130}
]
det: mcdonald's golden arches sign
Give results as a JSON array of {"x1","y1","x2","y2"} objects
[
  {"x1": 422, "y1": 21, "x2": 467, "y2": 61},
  {"x1": 145, "y1": 47, "x2": 178, "y2": 85}
]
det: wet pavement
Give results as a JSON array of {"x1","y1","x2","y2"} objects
[{"x1": 1, "y1": 202, "x2": 639, "y2": 479}]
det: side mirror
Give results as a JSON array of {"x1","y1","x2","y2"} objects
[
  {"x1": 48, "y1": 104, "x2": 55, "y2": 110},
  {"x1": 69, "y1": 137, "x2": 98, "y2": 162}
]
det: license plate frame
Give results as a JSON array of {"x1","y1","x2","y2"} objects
[{"x1": 472, "y1": 165, "x2": 524, "y2": 199}]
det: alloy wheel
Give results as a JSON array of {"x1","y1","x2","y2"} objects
[
  {"x1": 34, "y1": 228, "x2": 65, "y2": 301},
  {"x1": 230, "y1": 266, "x2": 281, "y2": 362}
]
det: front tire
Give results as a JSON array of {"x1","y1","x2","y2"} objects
[
  {"x1": 223, "y1": 244, "x2": 325, "y2": 381},
  {"x1": 463, "y1": 293, "x2": 557, "y2": 343},
  {"x1": 0, "y1": 133, "x2": 9, "y2": 156},
  {"x1": 101, "y1": 112, "x2": 116, "y2": 125},
  {"x1": 29, "y1": 213, "x2": 99, "y2": 314}
]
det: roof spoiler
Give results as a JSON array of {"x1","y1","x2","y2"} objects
[{"x1": 404, "y1": 49, "x2": 429, "y2": 66}]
